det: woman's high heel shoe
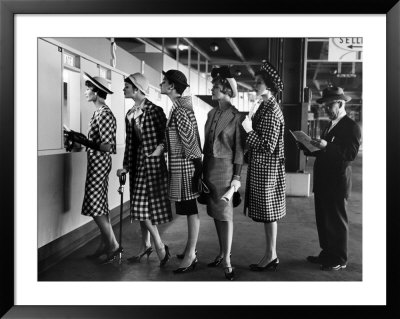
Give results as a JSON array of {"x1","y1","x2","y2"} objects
[
  {"x1": 249, "y1": 258, "x2": 279, "y2": 272},
  {"x1": 159, "y1": 244, "x2": 170, "y2": 267},
  {"x1": 173, "y1": 257, "x2": 198, "y2": 274},
  {"x1": 207, "y1": 253, "x2": 231, "y2": 267},
  {"x1": 127, "y1": 247, "x2": 153, "y2": 263},
  {"x1": 99, "y1": 247, "x2": 124, "y2": 265},
  {"x1": 176, "y1": 249, "x2": 198, "y2": 260},
  {"x1": 224, "y1": 267, "x2": 235, "y2": 281}
]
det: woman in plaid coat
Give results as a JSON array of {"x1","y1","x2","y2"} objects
[
  {"x1": 64, "y1": 72, "x2": 120, "y2": 264},
  {"x1": 242, "y1": 62, "x2": 286, "y2": 272},
  {"x1": 160, "y1": 69, "x2": 203, "y2": 274},
  {"x1": 117, "y1": 73, "x2": 172, "y2": 267}
]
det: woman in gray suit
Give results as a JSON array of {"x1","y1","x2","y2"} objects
[{"x1": 203, "y1": 66, "x2": 245, "y2": 280}]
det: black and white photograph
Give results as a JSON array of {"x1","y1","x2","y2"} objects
[
  {"x1": 37, "y1": 36, "x2": 363, "y2": 282},
  {"x1": 1, "y1": 2, "x2": 398, "y2": 317}
]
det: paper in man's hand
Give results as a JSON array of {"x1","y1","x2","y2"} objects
[{"x1": 289, "y1": 130, "x2": 320, "y2": 153}]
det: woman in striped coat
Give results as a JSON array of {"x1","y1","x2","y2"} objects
[
  {"x1": 160, "y1": 69, "x2": 203, "y2": 274},
  {"x1": 242, "y1": 61, "x2": 286, "y2": 272},
  {"x1": 117, "y1": 73, "x2": 172, "y2": 267}
]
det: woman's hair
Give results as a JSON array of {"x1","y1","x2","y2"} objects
[
  {"x1": 254, "y1": 70, "x2": 278, "y2": 96},
  {"x1": 165, "y1": 78, "x2": 186, "y2": 96},
  {"x1": 211, "y1": 76, "x2": 234, "y2": 97},
  {"x1": 85, "y1": 80, "x2": 107, "y2": 99}
]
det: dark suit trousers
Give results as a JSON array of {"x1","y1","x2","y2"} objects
[{"x1": 314, "y1": 192, "x2": 348, "y2": 265}]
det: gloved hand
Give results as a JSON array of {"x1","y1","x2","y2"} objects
[
  {"x1": 64, "y1": 129, "x2": 101, "y2": 151},
  {"x1": 242, "y1": 115, "x2": 253, "y2": 133},
  {"x1": 191, "y1": 158, "x2": 203, "y2": 193},
  {"x1": 117, "y1": 168, "x2": 128, "y2": 177},
  {"x1": 230, "y1": 179, "x2": 241, "y2": 192}
]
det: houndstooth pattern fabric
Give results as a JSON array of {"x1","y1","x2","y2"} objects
[
  {"x1": 165, "y1": 96, "x2": 202, "y2": 201},
  {"x1": 244, "y1": 96, "x2": 286, "y2": 222},
  {"x1": 123, "y1": 99, "x2": 172, "y2": 225},
  {"x1": 82, "y1": 105, "x2": 116, "y2": 217}
]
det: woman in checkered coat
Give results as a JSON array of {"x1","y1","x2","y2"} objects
[
  {"x1": 64, "y1": 72, "x2": 120, "y2": 264},
  {"x1": 160, "y1": 70, "x2": 203, "y2": 274},
  {"x1": 202, "y1": 66, "x2": 245, "y2": 280},
  {"x1": 242, "y1": 62, "x2": 286, "y2": 271},
  {"x1": 117, "y1": 73, "x2": 172, "y2": 267}
]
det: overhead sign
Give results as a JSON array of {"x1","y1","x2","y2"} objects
[{"x1": 328, "y1": 37, "x2": 363, "y2": 62}]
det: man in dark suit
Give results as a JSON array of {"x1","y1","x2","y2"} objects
[{"x1": 299, "y1": 86, "x2": 361, "y2": 271}]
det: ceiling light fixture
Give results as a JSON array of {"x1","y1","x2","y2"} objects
[{"x1": 210, "y1": 42, "x2": 219, "y2": 52}]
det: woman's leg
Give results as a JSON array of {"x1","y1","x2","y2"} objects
[
  {"x1": 213, "y1": 219, "x2": 224, "y2": 258},
  {"x1": 93, "y1": 215, "x2": 119, "y2": 252},
  {"x1": 141, "y1": 220, "x2": 166, "y2": 260},
  {"x1": 178, "y1": 214, "x2": 200, "y2": 267},
  {"x1": 258, "y1": 221, "x2": 278, "y2": 266},
  {"x1": 219, "y1": 220, "x2": 233, "y2": 268},
  {"x1": 133, "y1": 221, "x2": 151, "y2": 255}
]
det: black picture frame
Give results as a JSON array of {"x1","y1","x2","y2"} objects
[{"x1": 1, "y1": 0, "x2": 399, "y2": 318}]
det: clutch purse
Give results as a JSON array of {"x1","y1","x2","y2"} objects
[{"x1": 197, "y1": 180, "x2": 210, "y2": 205}]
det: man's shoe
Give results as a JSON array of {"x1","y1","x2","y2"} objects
[
  {"x1": 306, "y1": 255, "x2": 323, "y2": 264},
  {"x1": 320, "y1": 263, "x2": 347, "y2": 271}
]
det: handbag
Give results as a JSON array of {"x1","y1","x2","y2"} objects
[{"x1": 196, "y1": 180, "x2": 210, "y2": 205}]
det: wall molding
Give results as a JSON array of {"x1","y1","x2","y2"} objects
[{"x1": 38, "y1": 202, "x2": 130, "y2": 275}]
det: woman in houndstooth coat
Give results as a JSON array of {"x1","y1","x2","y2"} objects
[
  {"x1": 160, "y1": 69, "x2": 203, "y2": 273},
  {"x1": 242, "y1": 62, "x2": 286, "y2": 272},
  {"x1": 117, "y1": 73, "x2": 172, "y2": 267},
  {"x1": 64, "y1": 72, "x2": 121, "y2": 265}
]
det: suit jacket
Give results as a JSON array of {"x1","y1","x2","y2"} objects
[
  {"x1": 203, "y1": 104, "x2": 245, "y2": 165},
  {"x1": 311, "y1": 115, "x2": 361, "y2": 198}
]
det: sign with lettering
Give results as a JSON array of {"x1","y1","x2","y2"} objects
[{"x1": 328, "y1": 37, "x2": 363, "y2": 62}]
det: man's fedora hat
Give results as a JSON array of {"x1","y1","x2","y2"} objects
[
  {"x1": 162, "y1": 69, "x2": 190, "y2": 87},
  {"x1": 316, "y1": 86, "x2": 351, "y2": 104},
  {"x1": 126, "y1": 73, "x2": 149, "y2": 95},
  {"x1": 83, "y1": 72, "x2": 113, "y2": 94}
]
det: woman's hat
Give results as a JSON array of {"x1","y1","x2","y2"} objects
[
  {"x1": 126, "y1": 73, "x2": 149, "y2": 95},
  {"x1": 258, "y1": 61, "x2": 284, "y2": 92},
  {"x1": 83, "y1": 72, "x2": 113, "y2": 94},
  {"x1": 316, "y1": 86, "x2": 352, "y2": 104},
  {"x1": 211, "y1": 66, "x2": 238, "y2": 98},
  {"x1": 162, "y1": 69, "x2": 190, "y2": 87}
]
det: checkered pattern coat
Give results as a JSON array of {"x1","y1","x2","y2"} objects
[
  {"x1": 244, "y1": 96, "x2": 286, "y2": 222},
  {"x1": 82, "y1": 105, "x2": 116, "y2": 217},
  {"x1": 123, "y1": 99, "x2": 172, "y2": 225},
  {"x1": 165, "y1": 96, "x2": 202, "y2": 201}
]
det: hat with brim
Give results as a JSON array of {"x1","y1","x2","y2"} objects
[
  {"x1": 126, "y1": 73, "x2": 149, "y2": 95},
  {"x1": 162, "y1": 70, "x2": 190, "y2": 87},
  {"x1": 316, "y1": 86, "x2": 351, "y2": 104},
  {"x1": 83, "y1": 72, "x2": 113, "y2": 94}
]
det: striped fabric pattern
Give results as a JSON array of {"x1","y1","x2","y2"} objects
[{"x1": 165, "y1": 96, "x2": 202, "y2": 201}]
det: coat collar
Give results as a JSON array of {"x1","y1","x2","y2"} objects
[{"x1": 205, "y1": 104, "x2": 237, "y2": 141}]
